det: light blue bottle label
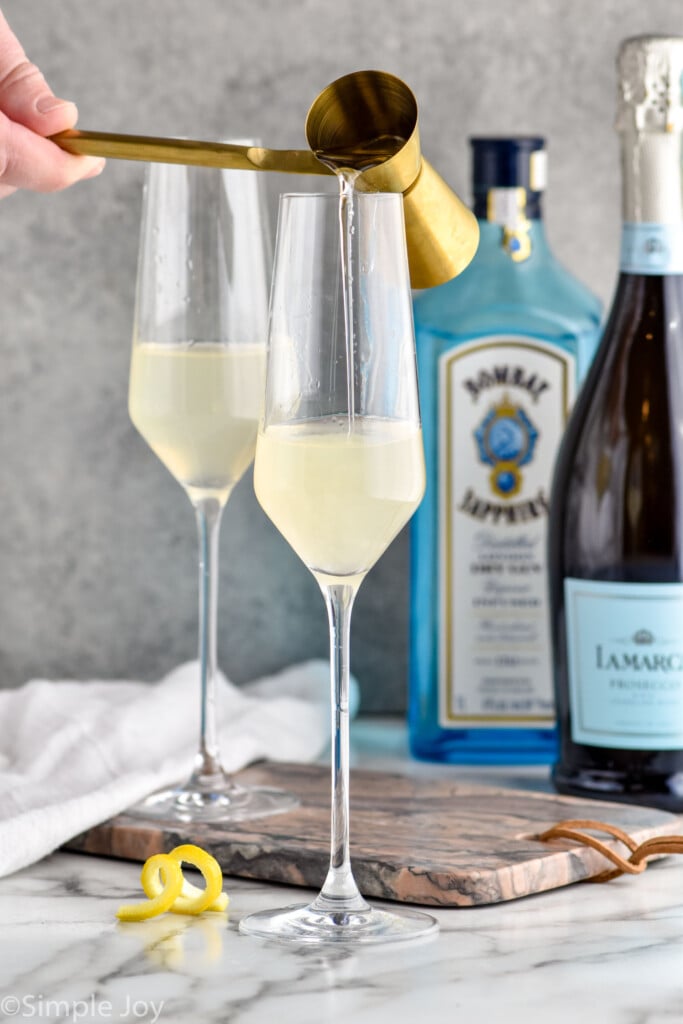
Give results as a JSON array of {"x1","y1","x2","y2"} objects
[
  {"x1": 438, "y1": 336, "x2": 574, "y2": 728},
  {"x1": 565, "y1": 578, "x2": 683, "y2": 749},
  {"x1": 620, "y1": 223, "x2": 683, "y2": 274}
]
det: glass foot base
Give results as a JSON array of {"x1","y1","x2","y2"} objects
[
  {"x1": 239, "y1": 900, "x2": 439, "y2": 946},
  {"x1": 125, "y1": 781, "x2": 299, "y2": 825}
]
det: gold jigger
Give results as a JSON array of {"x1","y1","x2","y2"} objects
[
  {"x1": 52, "y1": 70, "x2": 478, "y2": 289},
  {"x1": 305, "y1": 69, "x2": 479, "y2": 289}
]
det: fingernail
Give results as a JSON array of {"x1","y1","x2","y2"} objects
[
  {"x1": 83, "y1": 158, "x2": 106, "y2": 180},
  {"x1": 36, "y1": 95, "x2": 77, "y2": 115}
]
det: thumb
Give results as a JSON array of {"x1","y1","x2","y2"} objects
[{"x1": 0, "y1": 10, "x2": 78, "y2": 137}]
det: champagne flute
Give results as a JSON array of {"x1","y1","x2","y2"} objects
[
  {"x1": 240, "y1": 190, "x2": 438, "y2": 943},
  {"x1": 127, "y1": 156, "x2": 298, "y2": 823}
]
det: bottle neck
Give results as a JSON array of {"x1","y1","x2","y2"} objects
[
  {"x1": 473, "y1": 186, "x2": 543, "y2": 221},
  {"x1": 619, "y1": 130, "x2": 683, "y2": 274},
  {"x1": 473, "y1": 186, "x2": 546, "y2": 263}
]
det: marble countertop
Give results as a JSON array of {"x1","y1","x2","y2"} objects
[{"x1": 2, "y1": 720, "x2": 682, "y2": 1024}]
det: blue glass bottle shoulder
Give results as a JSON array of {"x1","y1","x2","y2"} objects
[{"x1": 413, "y1": 222, "x2": 602, "y2": 346}]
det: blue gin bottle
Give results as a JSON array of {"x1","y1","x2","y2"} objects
[{"x1": 409, "y1": 137, "x2": 602, "y2": 763}]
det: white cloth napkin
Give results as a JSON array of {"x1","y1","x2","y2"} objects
[{"x1": 0, "y1": 659, "x2": 352, "y2": 878}]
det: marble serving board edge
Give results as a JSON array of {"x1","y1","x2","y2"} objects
[{"x1": 64, "y1": 762, "x2": 683, "y2": 907}]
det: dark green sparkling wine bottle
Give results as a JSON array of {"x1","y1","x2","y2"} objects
[{"x1": 549, "y1": 36, "x2": 683, "y2": 810}]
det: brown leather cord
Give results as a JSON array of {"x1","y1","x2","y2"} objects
[{"x1": 537, "y1": 819, "x2": 683, "y2": 882}]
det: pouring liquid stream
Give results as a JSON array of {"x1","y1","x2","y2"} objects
[
  {"x1": 338, "y1": 168, "x2": 359, "y2": 431},
  {"x1": 315, "y1": 135, "x2": 406, "y2": 435}
]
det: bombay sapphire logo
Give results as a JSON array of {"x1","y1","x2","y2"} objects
[{"x1": 474, "y1": 394, "x2": 538, "y2": 499}]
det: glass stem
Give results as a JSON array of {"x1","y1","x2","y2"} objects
[
  {"x1": 191, "y1": 495, "x2": 225, "y2": 787},
  {"x1": 315, "y1": 581, "x2": 368, "y2": 912}
]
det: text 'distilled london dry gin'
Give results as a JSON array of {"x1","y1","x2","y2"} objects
[
  {"x1": 409, "y1": 138, "x2": 602, "y2": 763},
  {"x1": 550, "y1": 37, "x2": 683, "y2": 809}
]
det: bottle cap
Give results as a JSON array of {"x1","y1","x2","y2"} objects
[
  {"x1": 616, "y1": 35, "x2": 683, "y2": 133},
  {"x1": 470, "y1": 138, "x2": 546, "y2": 192},
  {"x1": 470, "y1": 138, "x2": 546, "y2": 221}
]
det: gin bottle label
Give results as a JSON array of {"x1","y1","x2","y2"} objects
[{"x1": 439, "y1": 336, "x2": 575, "y2": 727}]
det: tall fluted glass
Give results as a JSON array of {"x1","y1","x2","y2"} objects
[
  {"x1": 240, "y1": 191, "x2": 438, "y2": 944},
  {"x1": 127, "y1": 156, "x2": 297, "y2": 823}
]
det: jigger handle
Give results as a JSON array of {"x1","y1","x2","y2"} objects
[{"x1": 51, "y1": 129, "x2": 334, "y2": 177}]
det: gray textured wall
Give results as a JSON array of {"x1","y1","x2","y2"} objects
[{"x1": 0, "y1": 0, "x2": 680, "y2": 709}]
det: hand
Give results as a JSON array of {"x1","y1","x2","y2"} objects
[{"x1": 0, "y1": 10, "x2": 105, "y2": 199}]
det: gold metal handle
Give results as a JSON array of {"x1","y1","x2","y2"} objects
[
  {"x1": 51, "y1": 67, "x2": 481, "y2": 289},
  {"x1": 51, "y1": 129, "x2": 334, "y2": 177}
]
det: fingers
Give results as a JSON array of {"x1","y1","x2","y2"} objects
[
  {"x1": 0, "y1": 9, "x2": 77, "y2": 138},
  {"x1": 0, "y1": 110, "x2": 105, "y2": 192},
  {"x1": 0, "y1": 11, "x2": 105, "y2": 195}
]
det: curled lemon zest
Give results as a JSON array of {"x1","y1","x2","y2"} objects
[
  {"x1": 136, "y1": 844, "x2": 229, "y2": 917},
  {"x1": 205, "y1": 890, "x2": 229, "y2": 913},
  {"x1": 116, "y1": 854, "x2": 184, "y2": 922},
  {"x1": 167, "y1": 844, "x2": 226, "y2": 915}
]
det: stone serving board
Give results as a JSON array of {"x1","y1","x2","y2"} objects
[{"x1": 65, "y1": 762, "x2": 682, "y2": 906}]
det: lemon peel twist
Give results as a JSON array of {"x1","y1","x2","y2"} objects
[
  {"x1": 116, "y1": 853, "x2": 184, "y2": 922},
  {"x1": 116, "y1": 844, "x2": 229, "y2": 921}
]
